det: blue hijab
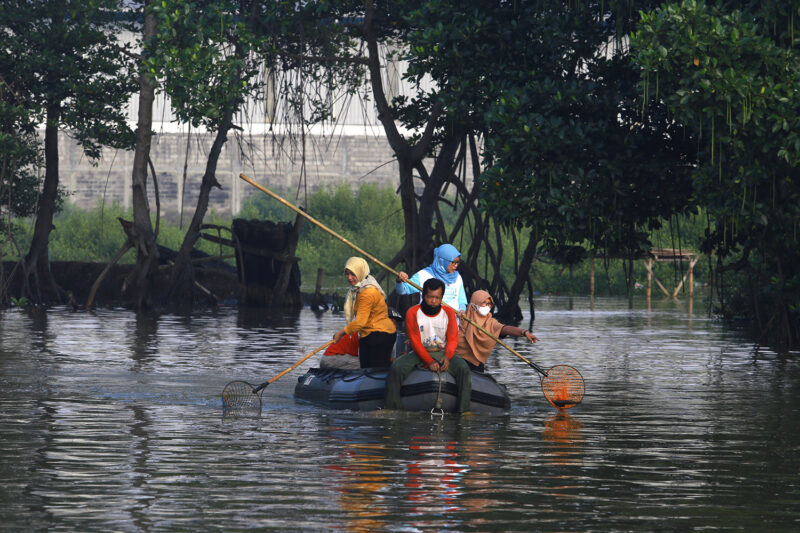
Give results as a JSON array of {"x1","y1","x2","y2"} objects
[{"x1": 423, "y1": 244, "x2": 461, "y2": 285}]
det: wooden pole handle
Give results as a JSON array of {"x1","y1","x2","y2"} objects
[{"x1": 252, "y1": 340, "x2": 334, "y2": 393}]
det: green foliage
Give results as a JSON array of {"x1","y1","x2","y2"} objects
[
  {"x1": 8, "y1": 185, "x2": 401, "y2": 292},
  {"x1": 1, "y1": 0, "x2": 137, "y2": 301},
  {"x1": 146, "y1": 0, "x2": 259, "y2": 130},
  {"x1": 237, "y1": 188, "x2": 296, "y2": 223},
  {"x1": 0, "y1": 81, "x2": 40, "y2": 221},
  {"x1": 1, "y1": 0, "x2": 135, "y2": 249},
  {"x1": 144, "y1": 0, "x2": 368, "y2": 291},
  {"x1": 10, "y1": 296, "x2": 29, "y2": 308},
  {"x1": 47, "y1": 203, "x2": 133, "y2": 262},
  {"x1": 633, "y1": 0, "x2": 800, "y2": 256},
  {"x1": 400, "y1": 1, "x2": 694, "y2": 263},
  {"x1": 0, "y1": 0, "x2": 137, "y2": 156},
  {"x1": 6, "y1": 186, "x2": 713, "y2": 300},
  {"x1": 240, "y1": 183, "x2": 405, "y2": 289},
  {"x1": 8, "y1": 202, "x2": 235, "y2": 266},
  {"x1": 632, "y1": 0, "x2": 800, "y2": 348},
  {"x1": 146, "y1": 0, "x2": 365, "y2": 130}
]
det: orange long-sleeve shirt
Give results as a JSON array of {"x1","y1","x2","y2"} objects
[
  {"x1": 405, "y1": 304, "x2": 458, "y2": 367},
  {"x1": 342, "y1": 286, "x2": 396, "y2": 338}
]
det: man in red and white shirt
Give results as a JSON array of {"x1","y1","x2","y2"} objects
[{"x1": 384, "y1": 278, "x2": 472, "y2": 413}]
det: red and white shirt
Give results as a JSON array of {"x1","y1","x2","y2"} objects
[{"x1": 405, "y1": 304, "x2": 458, "y2": 367}]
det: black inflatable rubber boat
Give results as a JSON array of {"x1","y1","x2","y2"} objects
[{"x1": 294, "y1": 367, "x2": 511, "y2": 414}]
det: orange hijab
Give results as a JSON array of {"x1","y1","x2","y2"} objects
[{"x1": 458, "y1": 290, "x2": 504, "y2": 365}]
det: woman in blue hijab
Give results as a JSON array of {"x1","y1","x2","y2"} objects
[{"x1": 396, "y1": 244, "x2": 467, "y2": 312}]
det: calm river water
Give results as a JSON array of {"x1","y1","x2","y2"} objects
[{"x1": 1, "y1": 297, "x2": 798, "y2": 531}]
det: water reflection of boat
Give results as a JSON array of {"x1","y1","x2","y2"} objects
[
  {"x1": 294, "y1": 367, "x2": 511, "y2": 414},
  {"x1": 324, "y1": 442, "x2": 392, "y2": 532},
  {"x1": 542, "y1": 411, "x2": 584, "y2": 466}
]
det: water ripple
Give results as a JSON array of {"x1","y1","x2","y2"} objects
[{"x1": 1, "y1": 299, "x2": 799, "y2": 531}]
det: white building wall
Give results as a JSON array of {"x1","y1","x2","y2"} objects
[{"x1": 58, "y1": 34, "x2": 450, "y2": 219}]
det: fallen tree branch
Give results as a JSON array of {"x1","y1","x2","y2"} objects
[{"x1": 85, "y1": 240, "x2": 134, "y2": 309}]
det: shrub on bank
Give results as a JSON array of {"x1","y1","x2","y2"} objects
[
  {"x1": 6, "y1": 202, "x2": 234, "y2": 265},
  {"x1": 5, "y1": 185, "x2": 708, "y2": 297}
]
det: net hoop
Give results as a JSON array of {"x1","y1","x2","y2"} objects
[
  {"x1": 541, "y1": 365, "x2": 584, "y2": 410},
  {"x1": 222, "y1": 380, "x2": 262, "y2": 414}
]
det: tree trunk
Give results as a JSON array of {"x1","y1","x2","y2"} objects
[
  {"x1": 396, "y1": 158, "x2": 421, "y2": 267},
  {"x1": 23, "y1": 101, "x2": 63, "y2": 303},
  {"x1": 363, "y1": 0, "x2": 441, "y2": 273},
  {"x1": 626, "y1": 255, "x2": 634, "y2": 309},
  {"x1": 495, "y1": 230, "x2": 537, "y2": 323},
  {"x1": 168, "y1": 110, "x2": 230, "y2": 303},
  {"x1": 416, "y1": 131, "x2": 463, "y2": 255},
  {"x1": 127, "y1": 0, "x2": 159, "y2": 308}
]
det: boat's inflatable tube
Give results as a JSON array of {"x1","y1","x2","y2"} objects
[{"x1": 294, "y1": 367, "x2": 510, "y2": 414}]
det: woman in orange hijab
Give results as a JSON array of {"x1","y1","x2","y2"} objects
[{"x1": 456, "y1": 290, "x2": 539, "y2": 372}]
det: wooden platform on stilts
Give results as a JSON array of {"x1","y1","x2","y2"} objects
[
  {"x1": 643, "y1": 248, "x2": 699, "y2": 299},
  {"x1": 587, "y1": 248, "x2": 698, "y2": 302}
]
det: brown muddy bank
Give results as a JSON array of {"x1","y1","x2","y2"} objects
[{"x1": 2, "y1": 261, "x2": 241, "y2": 309}]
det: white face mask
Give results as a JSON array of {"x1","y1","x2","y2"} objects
[{"x1": 476, "y1": 305, "x2": 491, "y2": 317}]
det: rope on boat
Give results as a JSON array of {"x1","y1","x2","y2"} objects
[{"x1": 431, "y1": 371, "x2": 444, "y2": 417}]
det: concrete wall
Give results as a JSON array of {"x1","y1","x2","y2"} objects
[{"x1": 59, "y1": 126, "x2": 409, "y2": 220}]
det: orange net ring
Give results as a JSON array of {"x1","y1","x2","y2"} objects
[{"x1": 541, "y1": 365, "x2": 584, "y2": 409}]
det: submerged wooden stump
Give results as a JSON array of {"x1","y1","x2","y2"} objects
[{"x1": 232, "y1": 217, "x2": 304, "y2": 309}]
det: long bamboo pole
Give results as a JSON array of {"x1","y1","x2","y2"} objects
[
  {"x1": 238, "y1": 173, "x2": 548, "y2": 376},
  {"x1": 251, "y1": 341, "x2": 333, "y2": 393}
]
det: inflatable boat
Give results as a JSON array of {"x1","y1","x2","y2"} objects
[{"x1": 294, "y1": 367, "x2": 511, "y2": 414}]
